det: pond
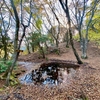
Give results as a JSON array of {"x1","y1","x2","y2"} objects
[{"x1": 19, "y1": 61, "x2": 80, "y2": 86}]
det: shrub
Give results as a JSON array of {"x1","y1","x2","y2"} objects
[{"x1": 0, "y1": 60, "x2": 13, "y2": 74}]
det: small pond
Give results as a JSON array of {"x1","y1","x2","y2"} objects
[{"x1": 19, "y1": 61, "x2": 80, "y2": 86}]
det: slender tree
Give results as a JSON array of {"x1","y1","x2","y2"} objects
[
  {"x1": 0, "y1": 1, "x2": 12, "y2": 60},
  {"x1": 6, "y1": 0, "x2": 20, "y2": 86},
  {"x1": 82, "y1": 0, "x2": 98, "y2": 58},
  {"x1": 6, "y1": 0, "x2": 32, "y2": 86},
  {"x1": 69, "y1": 0, "x2": 98, "y2": 58},
  {"x1": 59, "y1": 0, "x2": 83, "y2": 64}
]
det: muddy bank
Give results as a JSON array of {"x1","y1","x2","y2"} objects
[
  {"x1": 18, "y1": 61, "x2": 42, "y2": 85},
  {"x1": 18, "y1": 60, "x2": 86, "y2": 86}
]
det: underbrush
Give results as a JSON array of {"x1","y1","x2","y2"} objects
[
  {"x1": 74, "y1": 32, "x2": 100, "y2": 45},
  {"x1": 0, "y1": 60, "x2": 13, "y2": 74},
  {"x1": 0, "y1": 60, "x2": 20, "y2": 87}
]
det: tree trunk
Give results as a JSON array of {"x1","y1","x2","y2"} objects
[
  {"x1": 6, "y1": 52, "x2": 19, "y2": 86},
  {"x1": 55, "y1": 38, "x2": 59, "y2": 47},
  {"x1": 3, "y1": 41, "x2": 7, "y2": 60},
  {"x1": 27, "y1": 43, "x2": 31, "y2": 54},
  {"x1": 69, "y1": 28, "x2": 83, "y2": 64},
  {"x1": 81, "y1": 38, "x2": 88, "y2": 59},
  {"x1": 80, "y1": 0, "x2": 97, "y2": 59},
  {"x1": 25, "y1": 36, "x2": 31, "y2": 54},
  {"x1": 6, "y1": 0, "x2": 20, "y2": 86},
  {"x1": 4, "y1": 35, "x2": 8, "y2": 61},
  {"x1": 59, "y1": 0, "x2": 83, "y2": 64},
  {"x1": 31, "y1": 42, "x2": 34, "y2": 52},
  {"x1": 65, "y1": 30, "x2": 69, "y2": 48},
  {"x1": 38, "y1": 42, "x2": 45, "y2": 58},
  {"x1": 31, "y1": 34, "x2": 35, "y2": 52},
  {"x1": 6, "y1": 26, "x2": 26, "y2": 86},
  {"x1": 2, "y1": 36, "x2": 7, "y2": 61},
  {"x1": 6, "y1": 0, "x2": 32, "y2": 86}
]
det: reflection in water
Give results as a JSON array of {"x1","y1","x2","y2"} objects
[{"x1": 19, "y1": 62, "x2": 79, "y2": 86}]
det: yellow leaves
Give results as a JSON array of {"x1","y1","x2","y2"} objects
[
  {"x1": 43, "y1": 0, "x2": 57, "y2": 4},
  {"x1": 39, "y1": 7, "x2": 43, "y2": 13},
  {"x1": 0, "y1": 88, "x2": 3, "y2": 91},
  {"x1": 24, "y1": 6, "x2": 30, "y2": 13},
  {"x1": 0, "y1": 19, "x2": 2, "y2": 24},
  {"x1": 43, "y1": 0, "x2": 50, "y2": 4},
  {"x1": 36, "y1": 19, "x2": 42, "y2": 29},
  {"x1": 0, "y1": 75, "x2": 5, "y2": 80},
  {"x1": 9, "y1": 75, "x2": 19, "y2": 86},
  {"x1": 93, "y1": 13, "x2": 100, "y2": 19},
  {"x1": 14, "y1": 0, "x2": 20, "y2": 7}
]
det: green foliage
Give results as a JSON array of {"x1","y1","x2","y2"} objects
[
  {"x1": 73, "y1": 34, "x2": 80, "y2": 42},
  {"x1": 9, "y1": 75, "x2": 19, "y2": 86},
  {"x1": 24, "y1": 6, "x2": 30, "y2": 13},
  {"x1": 0, "y1": 60, "x2": 12, "y2": 74},
  {"x1": 30, "y1": 32, "x2": 49, "y2": 48},
  {"x1": 85, "y1": 3, "x2": 100, "y2": 40},
  {"x1": 0, "y1": 87, "x2": 5, "y2": 92},
  {"x1": 14, "y1": 0, "x2": 20, "y2": 7},
  {"x1": 74, "y1": 5, "x2": 100, "y2": 43},
  {"x1": 47, "y1": 33, "x2": 54, "y2": 44},
  {"x1": 0, "y1": 42, "x2": 3, "y2": 49},
  {"x1": 36, "y1": 19, "x2": 42, "y2": 30},
  {"x1": 74, "y1": 30, "x2": 100, "y2": 43},
  {"x1": 88, "y1": 31, "x2": 100, "y2": 41},
  {"x1": 38, "y1": 34, "x2": 49, "y2": 43}
]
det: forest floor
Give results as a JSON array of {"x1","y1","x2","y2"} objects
[{"x1": 0, "y1": 41, "x2": 100, "y2": 100}]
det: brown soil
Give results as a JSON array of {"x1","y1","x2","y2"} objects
[{"x1": 0, "y1": 41, "x2": 100, "y2": 100}]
